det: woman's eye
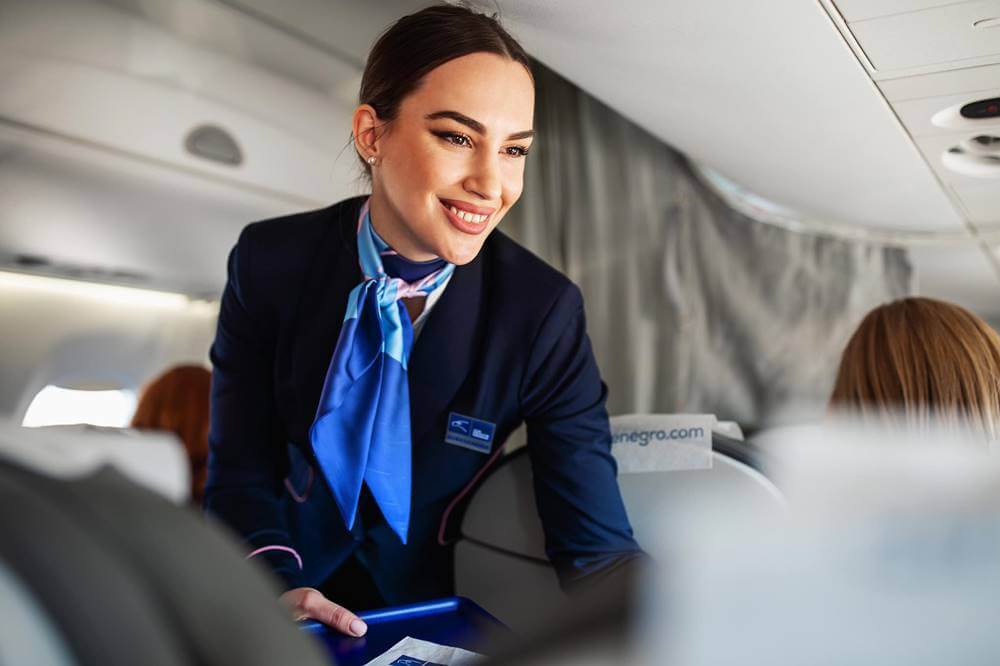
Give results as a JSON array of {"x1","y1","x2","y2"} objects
[
  {"x1": 504, "y1": 146, "x2": 530, "y2": 158},
  {"x1": 437, "y1": 131, "x2": 471, "y2": 147}
]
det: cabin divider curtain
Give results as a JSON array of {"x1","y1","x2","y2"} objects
[{"x1": 502, "y1": 63, "x2": 913, "y2": 429}]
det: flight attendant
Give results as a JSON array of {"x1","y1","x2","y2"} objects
[{"x1": 206, "y1": 4, "x2": 641, "y2": 637}]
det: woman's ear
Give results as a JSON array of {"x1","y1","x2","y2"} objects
[{"x1": 352, "y1": 104, "x2": 383, "y2": 161}]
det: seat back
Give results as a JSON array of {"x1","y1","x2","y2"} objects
[
  {"x1": 454, "y1": 414, "x2": 784, "y2": 631},
  {"x1": 0, "y1": 420, "x2": 190, "y2": 502},
  {"x1": 0, "y1": 560, "x2": 77, "y2": 666},
  {"x1": 0, "y1": 421, "x2": 330, "y2": 665}
]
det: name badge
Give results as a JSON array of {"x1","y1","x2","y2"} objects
[{"x1": 445, "y1": 412, "x2": 495, "y2": 454}]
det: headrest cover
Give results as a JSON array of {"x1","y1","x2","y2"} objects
[
  {"x1": 0, "y1": 420, "x2": 189, "y2": 503},
  {"x1": 610, "y1": 413, "x2": 718, "y2": 473}
]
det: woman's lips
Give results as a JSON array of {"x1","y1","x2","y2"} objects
[
  {"x1": 440, "y1": 200, "x2": 493, "y2": 235},
  {"x1": 439, "y1": 198, "x2": 496, "y2": 216}
]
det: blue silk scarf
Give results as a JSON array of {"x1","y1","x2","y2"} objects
[{"x1": 309, "y1": 199, "x2": 454, "y2": 543}]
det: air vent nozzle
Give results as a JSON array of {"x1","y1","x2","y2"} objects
[{"x1": 942, "y1": 135, "x2": 1000, "y2": 178}]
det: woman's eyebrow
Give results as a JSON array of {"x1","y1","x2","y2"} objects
[{"x1": 424, "y1": 110, "x2": 535, "y2": 141}]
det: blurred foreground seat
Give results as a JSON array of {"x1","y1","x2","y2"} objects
[
  {"x1": 453, "y1": 414, "x2": 785, "y2": 632},
  {"x1": 0, "y1": 421, "x2": 329, "y2": 666}
]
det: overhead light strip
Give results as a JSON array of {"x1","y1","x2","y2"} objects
[{"x1": 0, "y1": 270, "x2": 217, "y2": 312}]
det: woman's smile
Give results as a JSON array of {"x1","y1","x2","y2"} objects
[{"x1": 439, "y1": 198, "x2": 496, "y2": 235}]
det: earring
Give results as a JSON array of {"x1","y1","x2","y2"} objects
[{"x1": 367, "y1": 155, "x2": 378, "y2": 166}]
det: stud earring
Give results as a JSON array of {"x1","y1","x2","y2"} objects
[{"x1": 367, "y1": 155, "x2": 378, "y2": 166}]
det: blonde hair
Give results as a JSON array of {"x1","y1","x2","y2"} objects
[
  {"x1": 131, "y1": 365, "x2": 212, "y2": 503},
  {"x1": 829, "y1": 297, "x2": 1000, "y2": 439}
]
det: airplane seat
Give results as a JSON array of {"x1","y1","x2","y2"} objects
[
  {"x1": 0, "y1": 421, "x2": 329, "y2": 666},
  {"x1": 0, "y1": 421, "x2": 192, "y2": 503},
  {"x1": 0, "y1": 559, "x2": 78, "y2": 665},
  {"x1": 453, "y1": 414, "x2": 785, "y2": 633}
]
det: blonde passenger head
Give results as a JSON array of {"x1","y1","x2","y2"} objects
[{"x1": 829, "y1": 297, "x2": 1000, "y2": 440}]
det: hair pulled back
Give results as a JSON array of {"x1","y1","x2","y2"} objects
[{"x1": 357, "y1": 3, "x2": 532, "y2": 176}]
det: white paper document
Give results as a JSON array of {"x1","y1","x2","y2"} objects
[{"x1": 363, "y1": 637, "x2": 485, "y2": 666}]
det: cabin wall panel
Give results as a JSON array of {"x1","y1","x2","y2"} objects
[
  {"x1": 504, "y1": 64, "x2": 915, "y2": 428},
  {"x1": 0, "y1": 285, "x2": 216, "y2": 422}
]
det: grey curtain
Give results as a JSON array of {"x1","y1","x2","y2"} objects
[{"x1": 502, "y1": 64, "x2": 913, "y2": 429}]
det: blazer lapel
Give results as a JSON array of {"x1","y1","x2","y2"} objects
[{"x1": 407, "y1": 250, "x2": 486, "y2": 447}]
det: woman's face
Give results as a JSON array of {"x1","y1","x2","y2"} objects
[{"x1": 357, "y1": 52, "x2": 535, "y2": 265}]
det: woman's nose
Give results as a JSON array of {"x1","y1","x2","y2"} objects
[{"x1": 463, "y1": 152, "x2": 502, "y2": 202}]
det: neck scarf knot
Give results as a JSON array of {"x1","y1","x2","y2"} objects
[{"x1": 309, "y1": 199, "x2": 454, "y2": 543}]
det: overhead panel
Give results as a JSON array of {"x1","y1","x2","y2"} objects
[
  {"x1": 845, "y1": 0, "x2": 1000, "y2": 72},
  {"x1": 833, "y1": 0, "x2": 973, "y2": 22},
  {"x1": 909, "y1": 242, "x2": 1000, "y2": 313},
  {"x1": 952, "y1": 181, "x2": 1000, "y2": 225},
  {"x1": 825, "y1": 0, "x2": 1000, "y2": 312},
  {"x1": 883, "y1": 64, "x2": 1000, "y2": 229},
  {"x1": 827, "y1": 0, "x2": 1000, "y2": 241}
]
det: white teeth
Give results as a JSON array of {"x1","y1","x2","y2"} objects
[{"x1": 448, "y1": 205, "x2": 487, "y2": 224}]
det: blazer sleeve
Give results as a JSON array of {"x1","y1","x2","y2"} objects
[
  {"x1": 520, "y1": 282, "x2": 644, "y2": 588},
  {"x1": 205, "y1": 226, "x2": 302, "y2": 590}
]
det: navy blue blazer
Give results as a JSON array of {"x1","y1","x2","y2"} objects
[{"x1": 206, "y1": 196, "x2": 640, "y2": 604}]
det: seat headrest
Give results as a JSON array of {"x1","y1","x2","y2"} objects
[{"x1": 0, "y1": 420, "x2": 189, "y2": 503}]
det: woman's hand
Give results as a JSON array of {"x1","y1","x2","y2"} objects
[{"x1": 280, "y1": 587, "x2": 368, "y2": 637}]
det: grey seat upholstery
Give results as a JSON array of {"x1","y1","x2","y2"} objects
[
  {"x1": 0, "y1": 559, "x2": 76, "y2": 665},
  {"x1": 0, "y1": 423, "x2": 330, "y2": 666}
]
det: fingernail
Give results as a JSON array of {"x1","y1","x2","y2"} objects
[{"x1": 350, "y1": 619, "x2": 367, "y2": 636}]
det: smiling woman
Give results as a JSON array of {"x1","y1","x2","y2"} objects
[
  {"x1": 355, "y1": 12, "x2": 536, "y2": 266},
  {"x1": 357, "y1": 51, "x2": 534, "y2": 265},
  {"x1": 204, "y1": 3, "x2": 643, "y2": 640}
]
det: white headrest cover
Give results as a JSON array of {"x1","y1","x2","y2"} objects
[{"x1": 0, "y1": 419, "x2": 189, "y2": 503}]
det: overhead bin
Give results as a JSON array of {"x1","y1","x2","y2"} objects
[
  {"x1": 0, "y1": 0, "x2": 355, "y2": 207},
  {"x1": 0, "y1": 0, "x2": 359, "y2": 295},
  {"x1": 0, "y1": 51, "x2": 341, "y2": 207},
  {"x1": 845, "y1": 0, "x2": 1000, "y2": 71}
]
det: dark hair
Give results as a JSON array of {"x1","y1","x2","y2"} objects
[{"x1": 357, "y1": 3, "x2": 532, "y2": 176}]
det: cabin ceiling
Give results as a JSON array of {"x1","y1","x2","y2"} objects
[
  {"x1": 1, "y1": 0, "x2": 998, "y2": 311},
  {"x1": 217, "y1": 0, "x2": 1000, "y2": 312},
  {"x1": 214, "y1": 0, "x2": 997, "y2": 233}
]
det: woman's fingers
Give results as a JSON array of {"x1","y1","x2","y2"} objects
[{"x1": 279, "y1": 587, "x2": 368, "y2": 637}]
